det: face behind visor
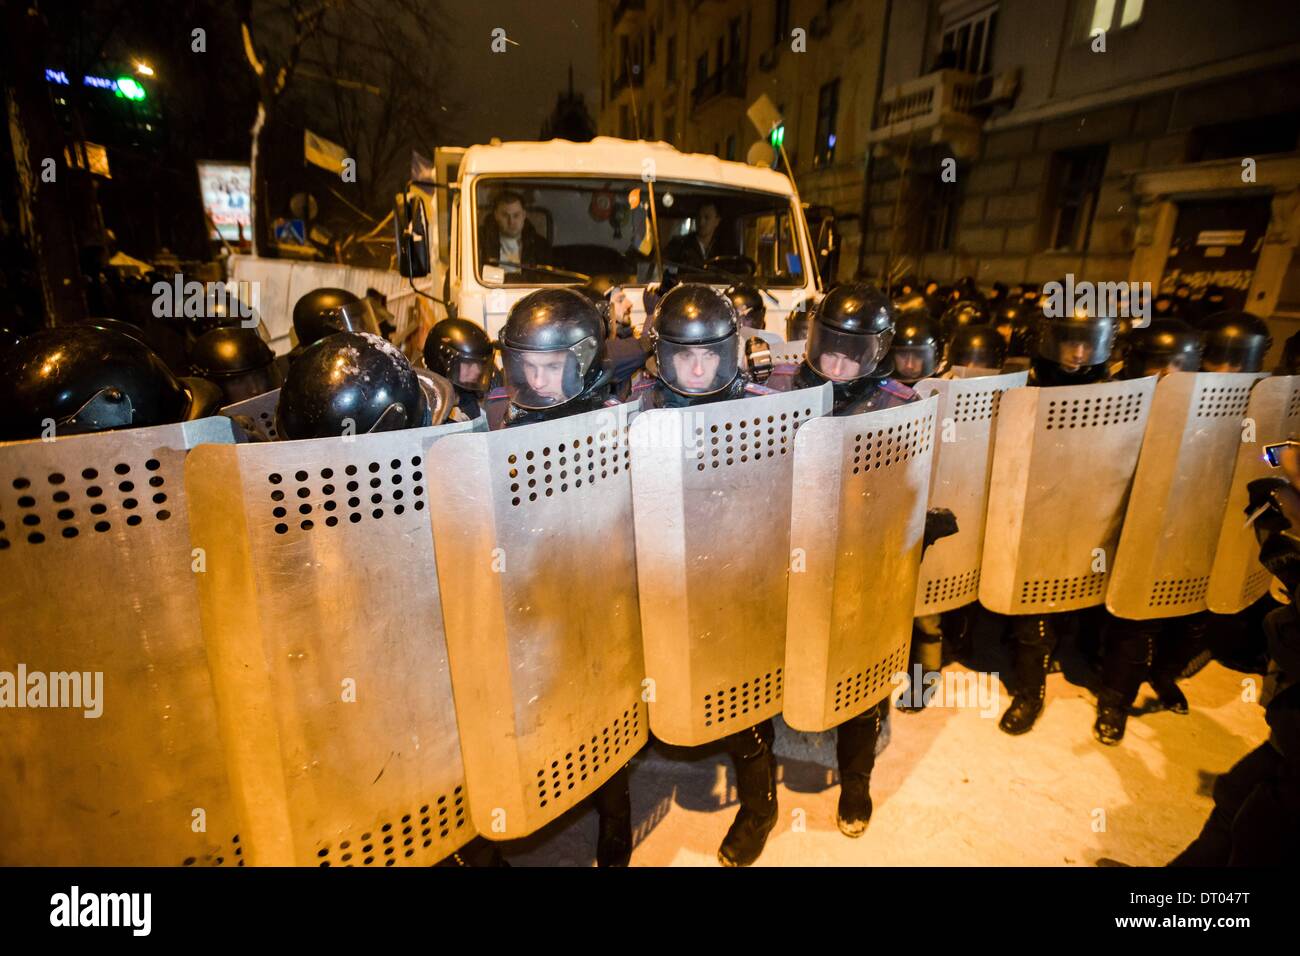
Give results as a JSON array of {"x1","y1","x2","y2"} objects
[
  {"x1": 807, "y1": 322, "x2": 893, "y2": 382},
  {"x1": 1034, "y1": 315, "x2": 1116, "y2": 371}
]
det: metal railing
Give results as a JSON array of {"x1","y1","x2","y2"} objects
[{"x1": 873, "y1": 70, "x2": 979, "y2": 130}]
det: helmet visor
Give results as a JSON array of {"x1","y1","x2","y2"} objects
[
  {"x1": 1035, "y1": 318, "x2": 1115, "y2": 369},
  {"x1": 807, "y1": 322, "x2": 892, "y2": 382},
  {"x1": 502, "y1": 339, "x2": 597, "y2": 409},
  {"x1": 892, "y1": 344, "x2": 936, "y2": 382},
  {"x1": 322, "y1": 299, "x2": 382, "y2": 337},
  {"x1": 448, "y1": 353, "x2": 495, "y2": 393},
  {"x1": 656, "y1": 337, "x2": 739, "y2": 395}
]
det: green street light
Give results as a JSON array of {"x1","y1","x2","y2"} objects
[{"x1": 115, "y1": 76, "x2": 147, "y2": 101}]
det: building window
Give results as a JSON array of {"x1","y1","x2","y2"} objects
[
  {"x1": 667, "y1": 36, "x2": 677, "y2": 82},
  {"x1": 645, "y1": 103, "x2": 655, "y2": 140},
  {"x1": 939, "y1": 4, "x2": 998, "y2": 75},
  {"x1": 620, "y1": 105, "x2": 632, "y2": 140},
  {"x1": 1046, "y1": 145, "x2": 1108, "y2": 252},
  {"x1": 925, "y1": 176, "x2": 958, "y2": 252},
  {"x1": 664, "y1": 111, "x2": 675, "y2": 145},
  {"x1": 773, "y1": 0, "x2": 790, "y2": 48},
  {"x1": 726, "y1": 134, "x2": 736, "y2": 161},
  {"x1": 814, "y1": 79, "x2": 840, "y2": 168},
  {"x1": 696, "y1": 53, "x2": 708, "y2": 88},
  {"x1": 728, "y1": 17, "x2": 742, "y2": 63},
  {"x1": 1083, "y1": 0, "x2": 1144, "y2": 37}
]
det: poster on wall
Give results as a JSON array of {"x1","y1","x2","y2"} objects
[{"x1": 197, "y1": 161, "x2": 252, "y2": 242}]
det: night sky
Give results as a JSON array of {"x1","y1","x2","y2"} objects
[{"x1": 440, "y1": 0, "x2": 600, "y2": 147}]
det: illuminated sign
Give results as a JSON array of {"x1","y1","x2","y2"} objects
[{"x1": 197, "y1": 161, "x2": 251, "y2": 241}]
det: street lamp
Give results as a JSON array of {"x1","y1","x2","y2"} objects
[{"x1": 135, "y1": 61, "x2": 154, "y2": 77}]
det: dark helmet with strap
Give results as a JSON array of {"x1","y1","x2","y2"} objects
[
  {"x1": 806, "y1": 282, "x2": 896, "y2": 383},
  {"x1": 1200, "y1": 311, "x2": 1271, "y2": 372},
  {"x1": 292, "y1": 287, "x2": 380, "y2": 348},
  {"x1": 650, "y1": 282, "x2": 741, "y2": 397},
  {"x1": 724, "y1": 282, "x2": 766, "y2": 330},
  {"x1": 892, "y1": 312, "x2": 941, "y2": 384},
  {"x1": 500, "y1": 288, "x2": 607, "y2": 410},
  {"x1": 189, "y1": 325, "x2": 284, "y2": 404},
  {"x1": 275, "y1": 331, "x2": 430, "y2": 440},
  {"x1": 944, "y1": 324, "x2": 1007, "y2": 371},
  {"x1": 1124, "y1": 318, "x2": 1203, "y2": 378},
  {"x1": 1032, "y1": 304, "x2": 1117, "y2": 375},
  {"x1": 0, "y1": 325, "x2": 218, "y2": 440},
  {"x1": 423, "y1": 318, "x2": 495, "y2": 394}
]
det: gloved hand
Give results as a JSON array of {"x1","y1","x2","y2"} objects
[{"x1": 922, "y1": 507, "x2": 959, "y2": 554}]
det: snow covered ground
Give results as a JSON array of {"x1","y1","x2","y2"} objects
[{"x1": 498, "y1": 657, "x2": 1267, "y2": 867}]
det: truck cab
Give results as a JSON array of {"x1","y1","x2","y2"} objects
[{"x1": 408, "y1": 137, "x2": 820, "y2": 339}]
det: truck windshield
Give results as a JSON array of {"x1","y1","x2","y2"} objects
[{"x1": 473, "y1": 177, "x2": 806, "y2": 287}]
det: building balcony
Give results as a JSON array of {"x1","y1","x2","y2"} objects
[
  {"x1": 867, "y1": 69, "x2": 1018, "y2": 160},
  {"x1": 691, "y1": 61, "x2": 746, "y2": 112}
]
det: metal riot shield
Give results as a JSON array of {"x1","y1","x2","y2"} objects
[
  {"x1": 629, "y1": 384, "x2": 833, "y2": 746},
  {"x1": 185, "y1": 416, "x2": 482, "y2": 866},
  {"x1": 784, "y1": 396, "x2": 938, "y2": 732},
  {"x1": 428, "y1": 402, "x2": 648, "y2": 839},
  {"x1": 1208, "y1": 375, "x2": 1300, "y2": 613},
  {"x1": 1108, "y1": 372, "x2": 1268, "y2": 620},
  {"x1": 220, "y1": 388, "x2": 281, "y2": 440},
  {"x1": 770, "y1": 339, "x2": 807, "y2": 366},
  {"x1": 0, "y1": 418, "x2": 240, "y2": 866},
  {"x1": 979, "y1": 377, "x2": 1156, "y2": 615},
  {"x1": 912, "y1": 371, "x2": 1028, "y2": 616}
]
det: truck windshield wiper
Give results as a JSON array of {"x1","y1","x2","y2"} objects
[
  {"x1": 482, "y1": 258, "x2": 592, "y2": 283},
  {"x1": 659, "y1": 258, "x2": 781, "y2": 306}
]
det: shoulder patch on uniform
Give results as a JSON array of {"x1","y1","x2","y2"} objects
[{"x1": 880, "y1": 378, "x2": 918, "y2": 400}]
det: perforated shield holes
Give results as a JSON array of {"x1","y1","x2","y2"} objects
[
  {"x1": 219, "y1": 388, "x2": 281, "y2": 440},
  {"x1": 0, "y1": 457, "x2": 171, "y2": 549},
  {"x1": 702, "y1": 670, "x2": 783, "y2": 728},
  {"x1": 535, "y1": 705, "x2": 641, "y2": 812},
  {"x1": 312, "y1": 789, "x2": 467, "y2": 866},
  {"x1": 1195, "y1": 383, "x2": 1253, "y2": 419},
  {"x1": 265, "y1": 455, "x2": 424, "y2": 533},
  {"x1": 1148, "y1": 576, "x2": 1210, "y2": 608},
  {"x1": 692, "y1": 407, "x2": 814, "y2": 471},
  {"x1": 833, "y1": 643, "x2": 908, "y2": 714},
  {"x1": 1019, "y1": 572, "x2": 1107, "y2": 607},
  {"x1": 506, "y1": 424, "x2": 631, "y2": 508},
  {"x1": 849, "y1": 416, "x2": 935, "y2": 476},
  {"x1": 923, "y1": 568, "x2": 980, "y2": 606},
  {"x1": 1044, "y1": 392, "x2": 1145, "y2": 430},
  {"x1": 179, "y1": 834, "x2": 244, "y2": 867}
]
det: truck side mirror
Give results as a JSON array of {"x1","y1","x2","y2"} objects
[{"x1": 395, "y1": 191, "x2": 431, "y2": 278}]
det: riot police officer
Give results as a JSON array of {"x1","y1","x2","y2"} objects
[
  {"x1": 1001, "y1": 308, "x2": 1118, "y2": 735},
  {"x1": 1121, "y1": 318, "x2": 1203, "y2": 380},
  {"x1": 0, "y1": 325, "x2": 223, "y2": 441},
  {"x1": 1199, "y1": 311, "x2": 1272, "y2": 373},
  {"x1": 1092, "y1": 319, "x2": 1205, "y2": 745},
  {"x1": 275, "y1": 331, "x2": 452, "y2": 440},
  {"x1": 769, "y1": 283, "x2": 955, "y2": 835},
  {"x1": 891, "y1": 312, "x2": 941, "y2": 386},
  {"x1": 291, "y1": 288, "x2": 382, "y2": 353},
  {"x1": 490, "y1": 287, "x2": 636, "y2": 867},
  {"x1": 422, "y1": 318, "x2": 496, "y2": 421},
  {"x1": 725, "y1": 282, "x2": 767, "y2": 330},
  {"x1": 940, "y1": 324, "x2": 1007, "y2": 375},
  {"x1": 940, "y1": 299, "x2": 991, "y2": 338},
  {"x1": 189, "y1": 325, "x2": 284, "y2": 406}
]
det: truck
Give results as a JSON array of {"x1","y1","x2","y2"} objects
[{"x1": 398, "y1": 136, "x2": 823, "y2": 340}]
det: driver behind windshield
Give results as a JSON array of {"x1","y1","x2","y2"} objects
[
  {"x1": 665, "y1": 201, "x2": 734, "y2": 268},
  {"x1": 479, "y1": 190, "x2": 553, "y2": 273}
]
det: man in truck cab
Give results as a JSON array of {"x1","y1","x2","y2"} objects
[{"x1": 478, "y1": 190, "x2": 553, "y2": 273}]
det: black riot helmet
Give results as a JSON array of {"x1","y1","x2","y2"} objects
[
  {"x1": 424, "y1": 318, "x2": 495, "y2": 394},
  {"x1": 189, "y1": 288, "x2": 268, "y2": 340},
  {"x1": 189, "y1": 326, "x2": 284, "y2": 405},
  {"x1": 500, "y1": 288, "x2": 606, "y2": 410},
  {"x1": 0, "y1": 325, "x2": 218, "y2": 441},
  {"x1": 940, "y1": 299, "x2": 991, "y2": 339},
  {"x1": 292, "y1": 287, "x2": 381, "y2": 348},
  {"x1": 1152, "y1": 293, "x2": 1186, "y2": 322},
  {"x1": 1033, "y1": 307, "x2": 1116, "y2": 373},
  {"x1": 1123, "y1": 318, "x2": 1203, "y2": 379},
  {"x1": 1200, "y1": 311, "x2": 1271, "y2": 373},
  {"x1": 806, "y1": 282, "x2": 895, "y2": 383},
  {"x1": 725, "y1": 283, "x2": 766, "y2": 330},
  {"x1": 892, "y1": 290, "x2": 931, "y2": 319},
  {"x1": 892, "y1": 313, "x2": 940, "y2": 385},
  {"x1": 275, "y1": 331, "x2": 430, "y2": 440},
  {"x1": 944, "y1": 325, "x2": 1007, "y2": 372},
  {"x1": 651, "y1": 283, "x2": 741, "y2": 396}
]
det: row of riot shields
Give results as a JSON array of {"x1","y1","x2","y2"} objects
[{"x1": 3, "y1": 368, "x2": 1296, "y2": 864}]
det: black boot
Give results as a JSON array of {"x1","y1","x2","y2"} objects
[
  {"x1": 718, "y1": 721, "x2": 777, "y2": 867},
  {"x1": 1095, "y1": 617, "x2": 1152, "y2": 744},
  {"x1": 1093, "y1": 688, "x2": 1129, "y2": 745},
  {"x1": 898, "y1": 617, "x2": 943, "y2": 714},
  {"x1": 435, "y1": 835, "x2": 511, "y2": 867},
  {"x1": 592, "y1": 765, "x2": 632, "y2": 867},
  {"x1": 835, "y1": 703, "x2": 883, "y2": 837},
  {"x1": 1151, "y1": 675, "x2": 1189, "y2": 714},
  {"x1": 999, "y1": 618, "x2": 1055, "y2": 736},
  {"x1": 1151, "y1": 627, "x2": 1193, "y2": 714}
]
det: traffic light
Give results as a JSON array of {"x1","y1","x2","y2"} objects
[{"x1": 769, "y1": 123, "x2": 785, "y2": 150}]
